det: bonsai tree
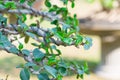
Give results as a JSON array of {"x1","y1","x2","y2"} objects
[{"x1": 0, "y1": 0, "x2": 92, "y2": 80}]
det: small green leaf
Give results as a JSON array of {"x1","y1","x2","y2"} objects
[
  {"x1": 71, "y1": 1, "x2": 75, "y2": 8},
  {"x1": 20, "y1": 0, "x2": 25, "y2": 4},
  {"x1": 84, "y1": 62, "x2": 89, "y2": 74},
  {"x1": 51, "y1": 20, "x2": 58, "y2": 25},
  {"x1": 22, "y1": 14, "x2": 27, "y2": 22},
  {"x1": 58, "y1": 67, "x2": 67, "y2": 76},
  {"x1": 18, "y1": 43, "x2": 23, "y2": 50},
  {"x1": 9, "y1": 47, "x2": 19, "y2": 54},
  {"x1": 22, "y1": 49, "x2": 30, "y2": 56},
  {"x1": 37, "y1": 73, "x2": 50, "y2": 80},
  {"x1": 44, "y1": 65, "x2": 57, "y2": 78},
  {"x1": 31, "y1": 43, "x2": 40, "y2": 47},
  {"x1": 63, "y1": 38, "x2": 73, "y2": 45},
  {"x1": 45, "y1": 0, "x2": 51, "y2": 7},
  {"x1": 75, "y1": 35, "x2": 83, "y2": 46},
  {"x1": 4, "y1": 1, "x2": 16, "y2": 9},
  {"x1": 20, "y1": 68, "x2": 30, "y2": 80},
  {"x1": 25, "y1": 62, "x2": 36, "y2": 67},
  {"x1": 61, "y1": 0, "x2": 68, "y2": 5},
  {"x1": 33, "y1": 48, "x2": 45, "y2": 61},
  {"x1": 0, "y1": 14, "x2": 7, "y2": 26},
  {"x1": 49, "y1": 5, "x2": 58, "y2": 12},
  {"x1": 24, "y1": 36, "x2": 30, "y2": 43}
]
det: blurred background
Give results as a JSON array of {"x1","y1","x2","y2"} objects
[{"x1": 0, "y1": 0, "x2": 120, "y2": 80}]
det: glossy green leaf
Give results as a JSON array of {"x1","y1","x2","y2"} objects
[
  {"x1": 9, "y1": 47, "x2": 19, "y2": 54},
  {"x1": 37, "y1": 73, "x2": 50, "y2": 80},
  {"x1": 61, "y1": 0, "x2": 68, "y2": 5},
  {"x1": 71, "y1": 1, "x2": 75, "y2": 8},
  {"x1": 20, "y1": 68, "x2": 30, "y2": 80},
  {"x1": 63, "y1": 38, "x2": 73, "y2": 45},
  {"x1": 45, "y1": 0, "x2": 51, "y2": 7},
  {"x1": 20, "y1": 0, "x2": 25, "y2": 4},
  {"x1": 49, "y1": 5, "x2": 58, "y2": 12},
  {"x1": 0, "y1": 14, "x2": 7, "y2": 26},
  {"x1": 44, "y1": 65, "x2": 57, "y2": 78},
  {"x1": 33, "y1": 48, "x2": 45, "y2": 61},
  {"x1": 18, "y1": 43, "x2": 23, "y2": 50},
  {"x1": 22, "y1": 49, "x2": 30, "y2": 56},
  {"x1": 25, "y1": 62, "x2": 36, "y2": 67},
  {"x1": 4, "y1": 1, "x2": 16, "y2": 9},
  {"x1": 84, "y1": 62, "x2": 89, "y2": 74},
  {"x1": 22, "y1": 14, "x2": 27, "y2": 22},
  {"x1": 75, "y1": 35, "x2": 83, "y2": 46},
  {"x1": 51, "y1": 20, "x2": 58, "y2": 25},
  {"x1": 58, "y1": 67, "x2": 67, "y2": 76},
  {"x1": 31, "y1": 43, "x2": 40, "y2": 47}
]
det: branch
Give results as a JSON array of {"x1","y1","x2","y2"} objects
[
  {"x1": 0, "y1": 24, "x2": 77, "y2": 46},
  {"x1": 0, "y1": 3, "x2": 64, "y2": 25}
]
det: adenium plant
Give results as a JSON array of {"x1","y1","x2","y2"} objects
[{"x1": 0, "y1": 0, "x2": 92, "y2": 80}]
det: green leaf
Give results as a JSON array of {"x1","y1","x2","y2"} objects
[
  {"x1": 9, "y1": 47, "x2": 19, "y2": 54},
  {"x1": 22, "y1": 49, "x2": 30, "y2": 56},
  {"x1": 77, "y1": 69, "x2": 84, "y2": 75},
  {"x1": 73, "y1": 14, "x2": 79, "y2": 27},
  {"x1": 84, "y1": 62, "x2": 89, "y2": 74},
  {"x1": 33, "y1": 48, "x2": 45, "y2": 61},
  {"x1": 4, "y1": 1, "x2": 16, "y2": 9},
  {"x1": 22, "y1": 14, "x2": 27, "y2": 22},
  {"x1": 77, "y1": 69, "x2": 84, "y2": 79},
  {"x1": 63, "y1": 38, "x2": 73, "y2": 45},
  {"x1": 61, "y1": 0, "x2": 68, "y2": 5},
  {"x1": 49, "y1": 5, "x2": 58, "y2": 12},
  {"x1": 62, "y1": 24, "x2": 70, "y2": 31},
  {"x1": 26, "y1": 32, "x2": 36, "y2": 39},
  {"x1": 0, "y1": 14, "x2": 7, "y2": 26},
  {"x1": 57, "y1": 74, "x2": 63, "y2": 80},
  {"x1": 37, "y1": 73, "x2": 50, "y2": 80},
  {"x1": 18, "y1": 43, "x2": 23, "y2": 50},
  {"x1": 51, "y1": 20, "x2": 58, "y2": 25},
  {"x1": 58, "y1": 67, "x2": 67, "y2": 76},
  {"x1": 20, "y1": 68, "x2": 30, "y2": 80},
  {"x1": 75, "y1": 35, "x2": 83, "y2": 46},
  {"x1": 25, "y1": 62, "x2": 36, "y2": 67},
  {"x1": 45, "y1": 0, "x2": 51, "y2": 8},
  {"x1": 44, "y1": 65, "x2": 57, "y2": 78},
  {"x1": 24, "y1": 36, "x2": 30, "y2": 43},
  {"x1": 31, "y1": 43, "x2": 40, "y2": 47},
  {"x1": 47, "y1": 56, "x2": 57, "y2": 65},
  {"x1": 71, "y1": 1, "x2": 75, "y2": 8},
  {"x1": 20, "y1": 0, "x2": 25, "y2": 4},
  {"x1": 30, "y1": 23, "x2": 37, "y2": 26}
]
